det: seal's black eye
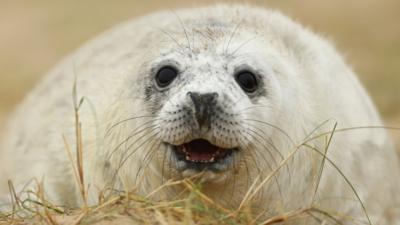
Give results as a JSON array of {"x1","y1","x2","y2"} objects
[
  {"x1": 155, "y1": 66, "x2": 178, "y2": 87},
  {"x1": 235, "y1": 71, "x2": 258, "y2": 93}
]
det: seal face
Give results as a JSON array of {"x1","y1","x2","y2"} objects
[
  {"x1": 142, "y1": 28, "x2": 274, "y2": 180},
  {"x1": 1, "y1": 4, "x2": 399, "y2": 224}
]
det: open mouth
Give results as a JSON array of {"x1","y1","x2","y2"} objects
[{"x1": 171, "y1": 139, "x2": 237, "y2": 170}]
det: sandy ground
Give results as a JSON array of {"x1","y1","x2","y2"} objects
[{"x1": 390, "y1": 115, "x2": 400, "y2": 148}]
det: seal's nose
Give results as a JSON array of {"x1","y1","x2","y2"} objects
[{"x1": 187, "y1": 92, "x2": 218, "y2": 128}]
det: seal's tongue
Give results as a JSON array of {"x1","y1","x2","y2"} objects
[{"x1": 184, "y1": 139, "x2": 219, "y2": 162}]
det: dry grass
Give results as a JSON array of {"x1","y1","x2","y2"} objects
[
  {"x1": 1, "y1": 117, "x2": 388, "y2": 225},
  {"x1": 0, "y1": 182, "x2": 361, "y2": 225},
  {"x1": 0, "y1": 181, "x2": 319, "y2": 225}
]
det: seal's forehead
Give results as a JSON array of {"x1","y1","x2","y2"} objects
[
  {"x1": 150, "y1": 19, "x2": 257, "y2": 57},
  {"x1": 189, "y1": 17, "x2": 232, "y2": 30},
  {"x1": 161, "y1": 18, "x2": 233, "y2": 41},
  {"x1": 134, "y1": 9, "x2": 279, "y2": 67}
]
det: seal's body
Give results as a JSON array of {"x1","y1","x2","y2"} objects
[{"x1": 1, "y1": 5, "x2": 399, "y2": 224}]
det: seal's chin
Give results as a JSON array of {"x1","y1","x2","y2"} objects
[{"x1": 168, "y1": 139, "x2": 238, "y2": 173}]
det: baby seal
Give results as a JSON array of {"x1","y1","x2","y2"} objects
[{"x1": 1, "y1": 4, "x2": 399, "y2": 224}]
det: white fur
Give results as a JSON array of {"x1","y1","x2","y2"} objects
[{"x1": 1, "y1": 4, "x2": 399, "y2": 224}]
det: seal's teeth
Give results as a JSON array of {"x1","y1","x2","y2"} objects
[
  {"x1": 210, "y1": 157, "x2": 215, "y2": 162},
  {"x1": 186, "y1": 155, "x2": 190, "y2": 161}
]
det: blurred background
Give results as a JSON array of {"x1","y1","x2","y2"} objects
[{"x1": 0, "y1": 0, "x2": 399, "y2": 146}]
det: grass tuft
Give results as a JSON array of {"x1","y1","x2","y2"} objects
[{"x1": 1, "y1": 83, "x2": 399, "y2": 225}]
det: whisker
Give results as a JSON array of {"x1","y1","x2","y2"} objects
[
  {"x1": 161, "y1": 143, "x2": 168, "y2": 185},
  {"x1": 229, "y1": 36, "x2": 257, "y2": 56},
  {"x1": 243, "y1": 118, "x2": 295, "y2": 145},
  {"x1": 224, "y1": 19, "x2": 243, "y2": 55},
  {"x1": 236, "y1": 104, "x2": 273, "y2": 114},
  {"x1": 227, "y1": 150, "x2": 239, "y2": 205},
  {"x1": 246, "y1": 124, "x2": 286, "y2": 161},
  {"x1": 246, "y1": 126, "x2": 292, "y2": 187},
  {"x1": 116, "y1": 127, "x2": 160, "y2": 165},
  {"x1": 237, "y1": 136, "x2": 284, "y2": 206},
  {"x1": 242, "y1": 154, "x2": 252, "y2": 195},
  {"x1": 245, "y1": 136, "x2": 285, "y2": 205},
  {"x1": 113, "y1": 132, "x2": 161, "y2": 179},
  {"x1": 154, "y1": 27, "x2": 186, "y2": 55},
  {"x1": 105, "y1": 116, "x2": 157, "y2": 137},
  {"x1": 170, "y1": 10, "x2": 192, "y2": 52},
  {"x1": 135, "y1": 140, "x2": 163, "y2": 184},
  {"x1": 107, "y1": 131, "x2": 159, "y2": 188},
  {"x1": 106, "y1": 124, "x2": 159, "y2": 160},
  {"x1": 243, "y1": 128, "x2": 279, "y2": 168},
  {"x1": 242, "y1": 121, "x2": 292, "y2": 181}
]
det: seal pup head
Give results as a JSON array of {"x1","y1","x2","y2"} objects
[
  {"x1": 132, "y1": 7, "x2": 298, "y2": 185},
  {"x1": 101, "y1": 6, "x2": 311, "y2": 200}
]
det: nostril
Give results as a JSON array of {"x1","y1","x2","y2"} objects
[
  {"x1": 207, "y1": 92, "x2": 218, "y2": 104},
  {"x1": 187, "y1": 92, "x2": 199, "y2": 106},
  {"x1": 209, "y1": 92, "x2": 219, "y2": 101},
  {"x1": 206, "y1": 92, "x2": 218, "y2": 104}
]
